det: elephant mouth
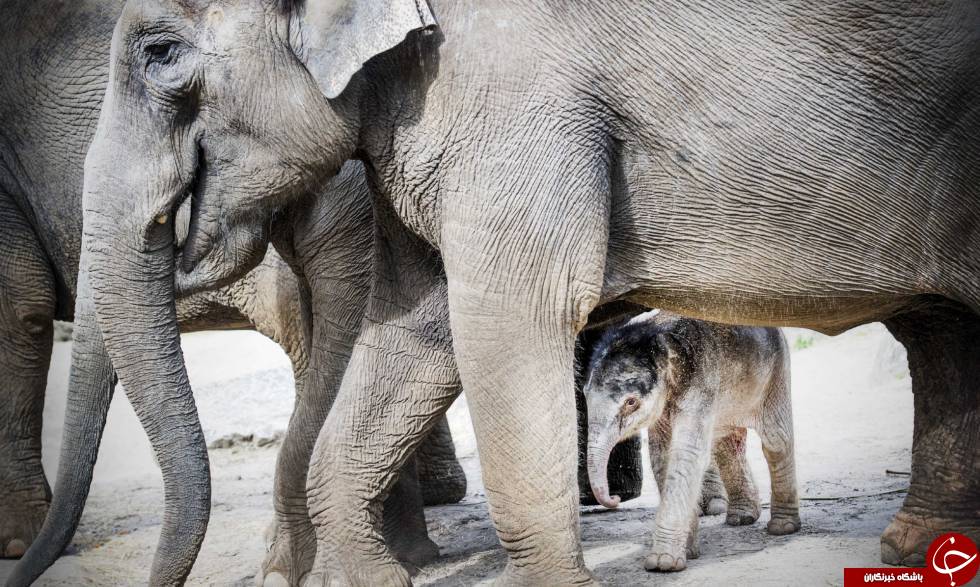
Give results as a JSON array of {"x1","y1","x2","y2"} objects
[
  {"x1": 174, "y1": 145, "x2": 209, "y2": 272},
  {"x1": 169, "y1": 143, "x2": 273, "y2": 297}
]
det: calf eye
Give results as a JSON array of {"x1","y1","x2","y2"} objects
[{"x1": 624, "y1": 397, "x2": 638, "y2": 408}]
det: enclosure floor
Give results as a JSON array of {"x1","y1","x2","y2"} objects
[{"x1": 0, "y1": 323, "x2": 935, "y2": 586}]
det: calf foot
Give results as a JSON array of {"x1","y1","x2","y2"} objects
[
  {"x1": 416, "y1": 432, "x2": 467, "y2": 506},
  {"x1": 645, "y1": 532, "x2": 693, "y2": 573},
  {"x1": 700, "y1": 496, "x2": 728, "y2": 516},
  {"x1": 767, "y1": 513, "x2": 801, "y2": 536},
  {"x1": 418, "y1": 463, "x2": 467, "y2": 506},
  {"x1": 644, "y1": 550, "x2": 687, "y2": 572},
  {"x1": 0, "y1": 484, "x2": 50, "y2": 558},
  {"x1": 725, "y1": 501, "x2": 760, "y2": 527},
  {"x1": 698, "y1": 463, "x2": 728, "y2": 516}
]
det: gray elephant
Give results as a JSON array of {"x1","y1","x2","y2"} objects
[
  {"x1": 583, "y1": 311, "x2": 799, "y2": 572},
  {"x1": 21, "y1": 0, "x2": 980, "y2": 584},
  {"x1": 0, "y1": 4, "x2": 642, "y2": 581},
  {"x1": 0, "y1": 0, "x2": 321, "y2": 558},
  {"x1": 0, "y1": 0, "x2": 466, "y2": 572}
]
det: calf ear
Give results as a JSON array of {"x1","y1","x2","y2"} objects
[
  {"x1": 290, "y1": 0, "x2": 437, "y2": 99},
  {"x1": 655, "y1": 332, "x2": 686, "y2": 387}
]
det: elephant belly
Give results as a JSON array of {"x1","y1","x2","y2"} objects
[{"x1": 601, "y1": 143, "x2": 957, "y2": 334}]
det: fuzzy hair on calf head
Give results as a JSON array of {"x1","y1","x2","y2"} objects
[{"x1": 589, "y1": 314, "x2": 710, "y2": 395}]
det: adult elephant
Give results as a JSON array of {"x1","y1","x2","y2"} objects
[
  {"x1": 0, "y1": 0, "x2": 468, "y2": 570},
  {"x1": 21, "y1": 0, "x2": 980, "y2": 584}
]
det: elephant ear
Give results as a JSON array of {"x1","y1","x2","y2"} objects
[
  {"x1": 292, "y1": 0, "x2": 437, "y2": 99},
  {"x1": 655, "y1": 331, "x2": 689, "y2": 389}
]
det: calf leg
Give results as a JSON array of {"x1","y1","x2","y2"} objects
[
  {"x1": 646, "y1": 405, "x2": 714, "y2": 572},
  {"x1": 699, "y1": 460, "x2": 729, "y2": 516},
  {"x1": 758, "y1": 366, "x2": 800, "y2": 536},
  {"x1": 0, "y1": 193, "x2": 56, "y2": 558},
  {"x1": 650, "y1": 418, "x2": 727, "y2": 517},
  {"x1": 880, "y1": 302, "x2": 980, "y2": 566},
  {"x1": 714, "y1": 428, "x2": 761, "y2": 527}
]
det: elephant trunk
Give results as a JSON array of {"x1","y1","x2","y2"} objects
[
  {"x1": 6, "y1": 266, "x2": 116, "y2": 586},
  {"x1": 587, "y1": 425, "x2": 622, "y2": 509},
  {"x1": 85, "y1": 210, "x2": 211, "y2": 586}
]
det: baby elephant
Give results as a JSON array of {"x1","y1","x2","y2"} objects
[{"x1": 584, "y1": 311, "x2": 800, "y2": 572}]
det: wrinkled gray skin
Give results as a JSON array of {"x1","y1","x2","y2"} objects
[
  {"x1": 0, "y1": 0, "x2": 316, "y2": 560},
  {"x1": 0, "y1": 0, "x2": 465, "y2": 576},
  {"x1": 50, "y1": 0, "x2": 980, "y2": 584},
  {"x1": 584, "y1": 311, "x2": 799, "y2": 572}
]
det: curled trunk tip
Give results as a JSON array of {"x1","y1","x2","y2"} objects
[{"x1": 586, "y1": 436, "x2": 621, "y2": 509}]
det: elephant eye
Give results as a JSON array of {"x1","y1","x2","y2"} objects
[
  {"x1": 140, "y1": 36, "x2": 196, "y2": 99},
  {"x1": 145, "y1": 41, "x2": 177, "y2": 65}
]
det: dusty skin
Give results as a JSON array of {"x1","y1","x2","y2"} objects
[{"x1": 0, "y1": 323, "x2": 942, "y2": 585}]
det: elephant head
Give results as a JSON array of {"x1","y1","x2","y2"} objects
[
  {"x1": 583, "y1": 322, "x2": 677, "y2": 509},
  {"x1": 10, "y1": 0, "x2": 436, "y2": 584}
]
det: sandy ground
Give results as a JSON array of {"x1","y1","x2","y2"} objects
[{"x1": 0, "y1": 323, "x2": 953, "y2": 586}]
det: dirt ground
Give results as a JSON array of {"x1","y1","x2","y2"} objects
[{"x1": 2, "y1": 323, "x2": 955, "y2": 586}]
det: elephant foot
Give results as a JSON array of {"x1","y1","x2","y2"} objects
[
  {"x1": 880, "y1": 512, "x2": 979, "y2": 567},
  {"x1": 700, "y1": 496, "x2": 728, "y2": 516},
  {"x1": 881, "y1": 304, "x2": 980, "y2": 568},
  {"x1": 301, "y1": 556, "x2": 411, "y2": 587},
  {"x1": 0, "y1": 485, "x2": 50, "y2": 558},
  {"x1": 645, "y1": 525, "x2": 698, "y2": 573},
  {"x1": 767, "y1": 513, "x2": 801, "y2": 536},
  {"x1": 725, "y1": 500, "x2": 760, "y2": 527},
  {"x1": 257, "y1": 523, "x2": 316, "y2": 587},
  {"x1": 495, "y1": 562, "x2": 599, "y2": 586},
  {"x1": 417, "y1": 459, "x2": 467, "y2": 506},
  {"x1": 880, "y1": 515, "x2": 930, "y2": 567},
  {"x1": 644, "y1": 550, "x2": 687, "y2": 573},
  {"x1": 698, "y1": 462, "x2": 728, "y2": 516},
  {"x1": 389, "y1": 532, "x2": 439, "y2": 574},
  {"x1": 416, "y1": 416, "x2": 468, "y2": 506}
]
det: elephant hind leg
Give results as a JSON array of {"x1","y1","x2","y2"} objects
[
  {"x1": 0, "y1": 192, "x2": 57, "y2": 558},
  {"x1": 698, "y1": 459, "x2": 729, "y2": 516},
  {"x1": 415, "y1": 415, "x2": 468, "y2": 506},
  {"x1": 757, "y1": 363, "x2": 800, "y2": 536},
  {"x1": 881, "y1": 302, "x2": 980, "y2": 566},
  {"x1": 714, "y1": 428, "x2": 760, "y2": 527},
  {"x1": 382, "y1": 458, "x2": 440, "y2": 572}
]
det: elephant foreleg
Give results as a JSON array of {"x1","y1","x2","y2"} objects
[
  {"x1": 303, "y1": 203, "x2": 461, "y2": 587},
  {"x1": 0, "y1": 192, "x2": 56, "y2": 558},
  {"x1": 252, "y1": 247, "x2": 367, "y2": 586},
  {"x1": 438, "y1": 135, "x2": 613, "y2": 586},
  {"x1": 881, "y1": 302, "x2": 980, "y2": 565}
]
